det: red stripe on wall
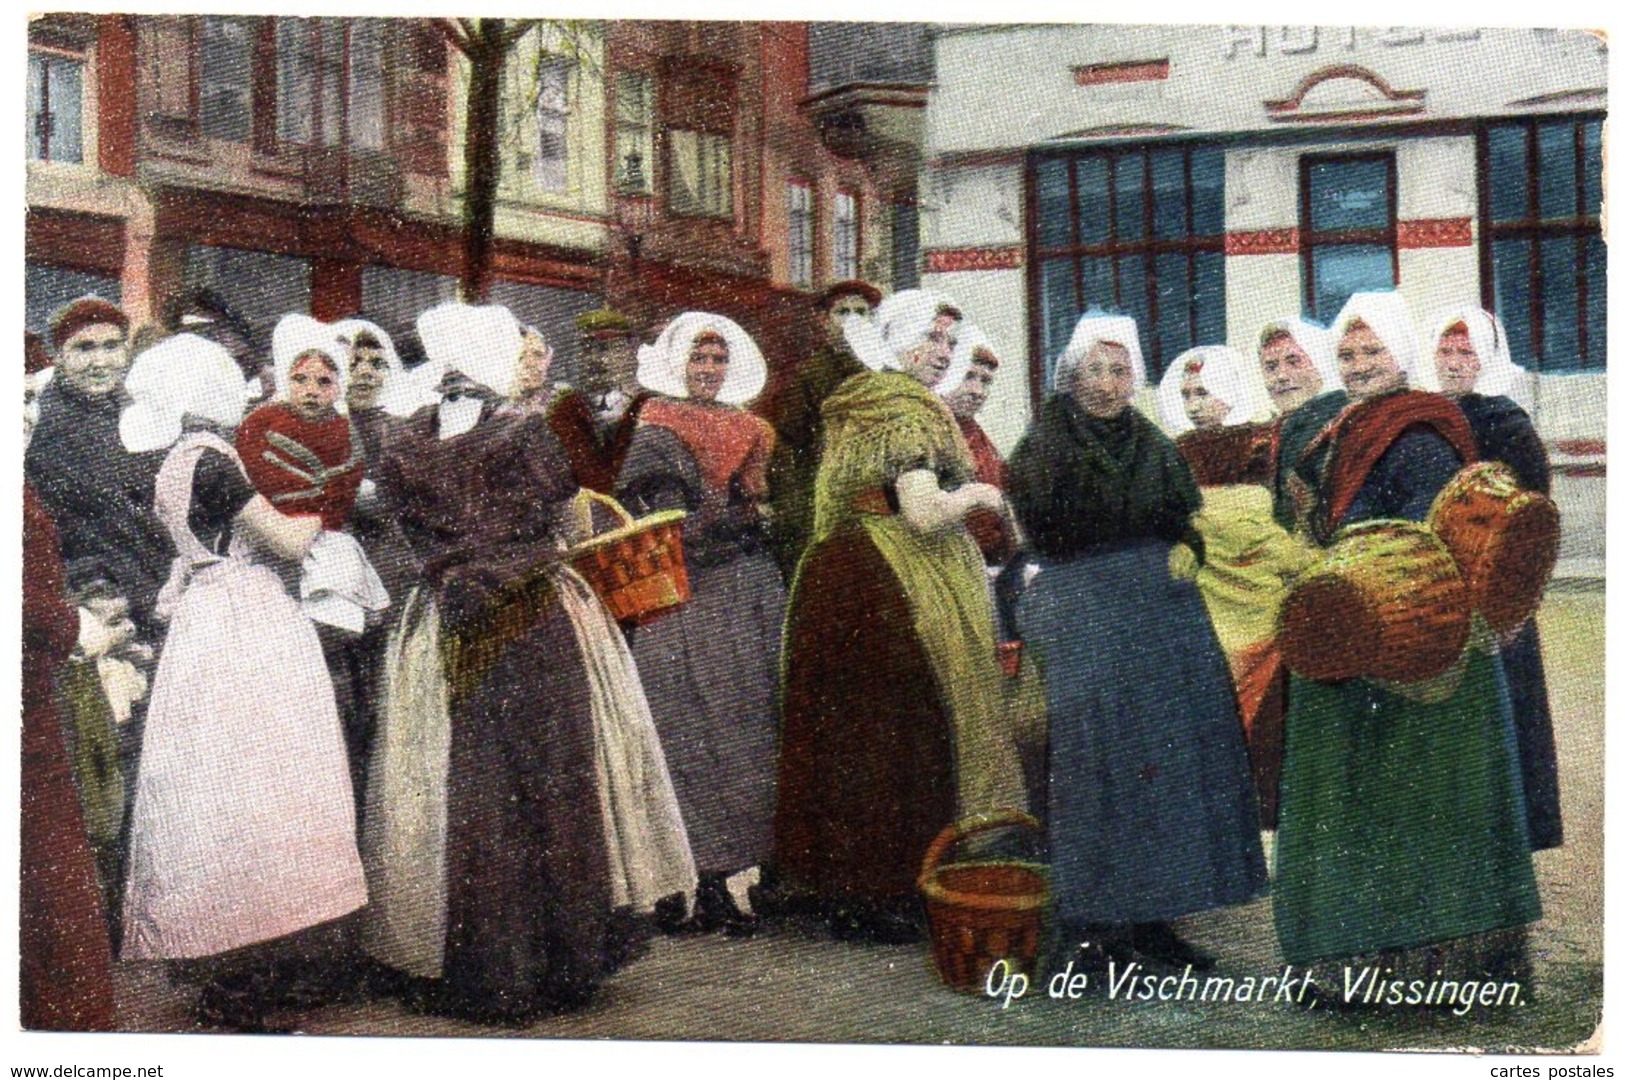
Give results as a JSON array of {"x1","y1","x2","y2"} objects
[{"x1": 924, "y1": 247, "x2": 1024, "y2": 273}]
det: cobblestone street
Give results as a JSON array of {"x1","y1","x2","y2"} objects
[{"x1": 107, "y1": 585, "x2": 1603, "y2": 1056}]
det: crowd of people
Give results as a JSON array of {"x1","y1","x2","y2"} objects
[{"x1": 20, "y1": 276, "x2": 1559, "y2": 1031}]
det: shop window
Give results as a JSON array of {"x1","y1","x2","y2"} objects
[
  {"x1": 788, "y1": 181, "x2": 814, "y2": 287},
  {"x1": 27, "y1": 50, "x2": 84, "y2": 163},
  {"x1": 1298, "y1": 153, "x2": 1397, "y2": 323},
  {"x1": 1030, "y1": 145, "x2": 1226, "y2": 386},
  {"x1": 669, "y1": 129, "x2": 732, "y2": 218},
  {"x1": 1479, "y1": 116, "x2": 1605, "y2": 372}
]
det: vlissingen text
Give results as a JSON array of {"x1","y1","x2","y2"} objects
[{"x1": 984, "y1": 958, "x2": 1526, "y2": 1017}]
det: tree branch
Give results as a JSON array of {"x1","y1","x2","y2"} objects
[{"x1": 435, "y1": 17, "x2": 472, "y2": 57}]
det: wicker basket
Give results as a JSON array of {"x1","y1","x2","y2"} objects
[
  {"x1": 918, "y1": 810, "x2": 1048, "y2": 993},
  {"x1": 567, "y1": 489, "x2": 690, "y2": 625},
  {"x1": 1278, "y1": 519, "x2": 1470, "y2": 684},
  {"x1": 1428, "y1": 462, "x2": 1561, "y2": 634}
]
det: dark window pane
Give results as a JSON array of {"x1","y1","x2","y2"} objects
[
  {"x1": 1583, "y1": 119, "x2": 1603, "y2": 218},
  {"x1": 1491, "y1": 238, "x2": 1533, "y2": 370},
  {"x1": 201, "y1": 16, "x2": 254, "y2": 142},
  {"x1": 1079, "y1": 256, "x2": 1113, "y2": 311},
  {"x1": 1155, "y1": 252, "x2": 1191, "y2": 376},
  {"x1": 1118, "y1": 254, "x2": 1152, "y2": 362},
  {"x1": 1113, "y1": 153, "x2": 1144, "y2": 243},
  {"x1": 1307, "y1": 158, "x2": 1389, "y2": 232},
  {"x1": 1077, "y1": 157, "x2": 1110, "y2": 246},
  {"x1": 1310, "y1": 245, "x2": 1392, "y2": 323},
  {"x1": 1540, "y1": 236, "x2": 1579, "y2": 371},
  {"x1": 1537, "y1": 120, "x2": 1577, "y2": 220},
  {"x1": 1584, "y1": 234, "x2": 1606, "y2": 371},
  {"x1": 1035, "y1": 158, "x2": 1072, "y2": 248},
  {"x1": 1190, "y1": 149, "x2": 1225, "y2": 237},
  {"x1": 1039, "y1": 258, "x2": 1078, "y2": 385},
  {"x1": 892, "y1": 202, "x2": 919, "y2": 289},
  {"x1": 1152, "y1": 152, "x2": 1186, "y2": 239},
  {"x1": 1194, "y1": 250, "x2": 1226, "y2": 345},
  {"x1": 1487, "y1": 125, "x2": 1529, "y2": 224}
]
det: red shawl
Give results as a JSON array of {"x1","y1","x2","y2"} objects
[
  {"x1": 639, "y1": 396, "x2": 775, "y2": 498},
  {"x1": 235, "y1": 402, "x2": 363, "y2": 530},
  {"x1": 957, "y1": 416, "x2": 1013, "y2": 562},
  {"x1": 1176, "y1": 421, "x2": 1280, "y2": 488},
  {"x1": 548, "y1": 389, "x2": 653, "y2": 493},
  {"x1": 1306, "y1": 390, "x2": 1477, "y2": 534}
]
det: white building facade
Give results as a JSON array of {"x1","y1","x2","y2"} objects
[{"x1": 920, "y1": 24, "x2": 1605, "y2": 573}]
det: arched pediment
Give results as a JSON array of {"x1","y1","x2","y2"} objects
[{"x1": 1265, "y1": 64, "x2": 1426, "y2": 122}]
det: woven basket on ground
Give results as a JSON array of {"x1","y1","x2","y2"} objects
[
  {"x1": 1427, "y1": 461, "x2": 1561, "y2": 634},
  {"x1": 566, "y1": 489, "x2": 690, "y2": 625},
  {"x1": 1277, "y1": 519, "x2": 1470, "y2": 684},
  {"x1": 918, "y1": 810, "x2": 1048, "y2": 993}
]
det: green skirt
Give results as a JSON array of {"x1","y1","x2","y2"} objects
[{"x1": 1273, "y1": 649, "x2": 1541, "y2": 964}]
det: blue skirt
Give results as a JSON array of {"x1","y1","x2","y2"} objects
[{"x1": 1018, "y1": 541, "x2": 1268, "y2": 925}]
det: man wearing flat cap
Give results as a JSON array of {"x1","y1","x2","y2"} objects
[
  {"x1": 548, "y1": 308, "x2": 654, "y2": 492},
  {"x1": 763, "y1": 279, "x2": 882, "y2": 578}
]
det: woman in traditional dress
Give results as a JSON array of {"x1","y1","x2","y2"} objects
[
  {"x1": 1254, "y1": 317, "x2": 1345, "y2": 532},
  {"x1": 1156, "y1": 345, "x2": 1313, "y2": 830},
  {"x1": 118, "y1": 333, "x2": 366, "y2": 1030},
  {"x1": 1419, "y1": 307, "x2": 1561, "y2": 851},
  {"x1": 1273, "y1": 291, "x2": 1541, "y2": 995},
  {"x1": 616, "y1": 313, "x2": 785, "y2": 935},
  {"x1": 775, "y1": 289, "x2": 1025, "y2": 943},
  {"x1": 361, "y1": 302, "x2": 693, "y2": 1025},
  {"x1": 1006, "y1": 314, "x2": 1267, "y2": 973}
]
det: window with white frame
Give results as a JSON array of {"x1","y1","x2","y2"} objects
[
  {"x1": 788, "y1": 181, "x2": 814, "y2": 287},
  {"x1": 669, "y1": 129, "x2": 732, "y2": 218},
  {"x1": 615, "y1": 71, "x2": 654, "y2": 193},
  {"x1": 27, "y1": 49, "x2": 84, "y2": 163},
  {"x1": 833, "y1": 191, "x2": 858, "y2": 281},
  {"x1": 533, "y1": 56, "x2": 571, "y2": 192}
]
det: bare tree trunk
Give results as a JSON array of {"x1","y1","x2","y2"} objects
[{"x1": 460, "y1": 22, "x2": 505, "y2": 303}]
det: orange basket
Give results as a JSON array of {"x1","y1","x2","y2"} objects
[
  {"x1": 918, "y1": 810, "x2": 1048, "y2": 993},
  {"x1": 1278, "y1": 519, "x2": 1470, "y2": 683},
  {"x1": 1427, "y1": 461, "x2": 1561, "y2": 634},
  {"x1": 567, "y1": 489, "x2": 690, "y2": 625}
]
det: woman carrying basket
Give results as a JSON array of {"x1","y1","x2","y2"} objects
[
  {"x1": 360, "y1": 302, "x2": 694, "y2": 1025},
  {"x1": 1273, "y1": 291, "x2": 1541, "y2": 1000},
  {"x1": 617, "y1": 312, "x2": 786, "y2": 936}
]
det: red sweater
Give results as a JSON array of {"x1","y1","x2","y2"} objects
[{"x1": 236, "y1": 402, "x2": 363, "y2": 530}]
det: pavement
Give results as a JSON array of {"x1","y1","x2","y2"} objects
[{"x1": 110, "y1": 585, "x2": 1604, "y2": 1054}]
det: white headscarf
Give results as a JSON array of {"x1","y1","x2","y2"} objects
[
  {"x1": 940, "y1": 323, "x2": 999, "y2": 399},
  {"x1": 414, "y1": 302, "x2": 524, "y2": 397},
  {"x1": 844, "y1": 289, "x2": 965, "y2": 381},
  {"x1": 1330, "y1": 291, "x2": 1424, "y2": 382},
  {"x1": 332, "y1": 317, "x2": 420, "y2": 417},
  {"x1": 1255, "y1": 316, "x2": 1343, "y2": 393},
  {"x1": 119, "y1": 333, "x2": 247, "y2": 453},
  {"x1": 1052, "y1": 313, "x2": 1145, "y2": 393},
  {"x1": 1420, "y1": 307, "x2": 1531, "y2": 403},
  {"x1": 634, "y1": 311, "x2": 767, "y2": 406},
  {"x1": 271, "y1": 314, "x2": 350, "y2": 416},
  {"x1": 1157, "y1": 345, "x2": 1271, "y2": 436}
]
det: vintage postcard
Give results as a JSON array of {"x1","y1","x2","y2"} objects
[{"x1": 14, "y1": 5, "x2": 1608, "y2": 1075}]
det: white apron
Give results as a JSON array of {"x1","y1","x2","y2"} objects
[{"x1": 121, "y1": 432, "x2": 366, "y2": 960}]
